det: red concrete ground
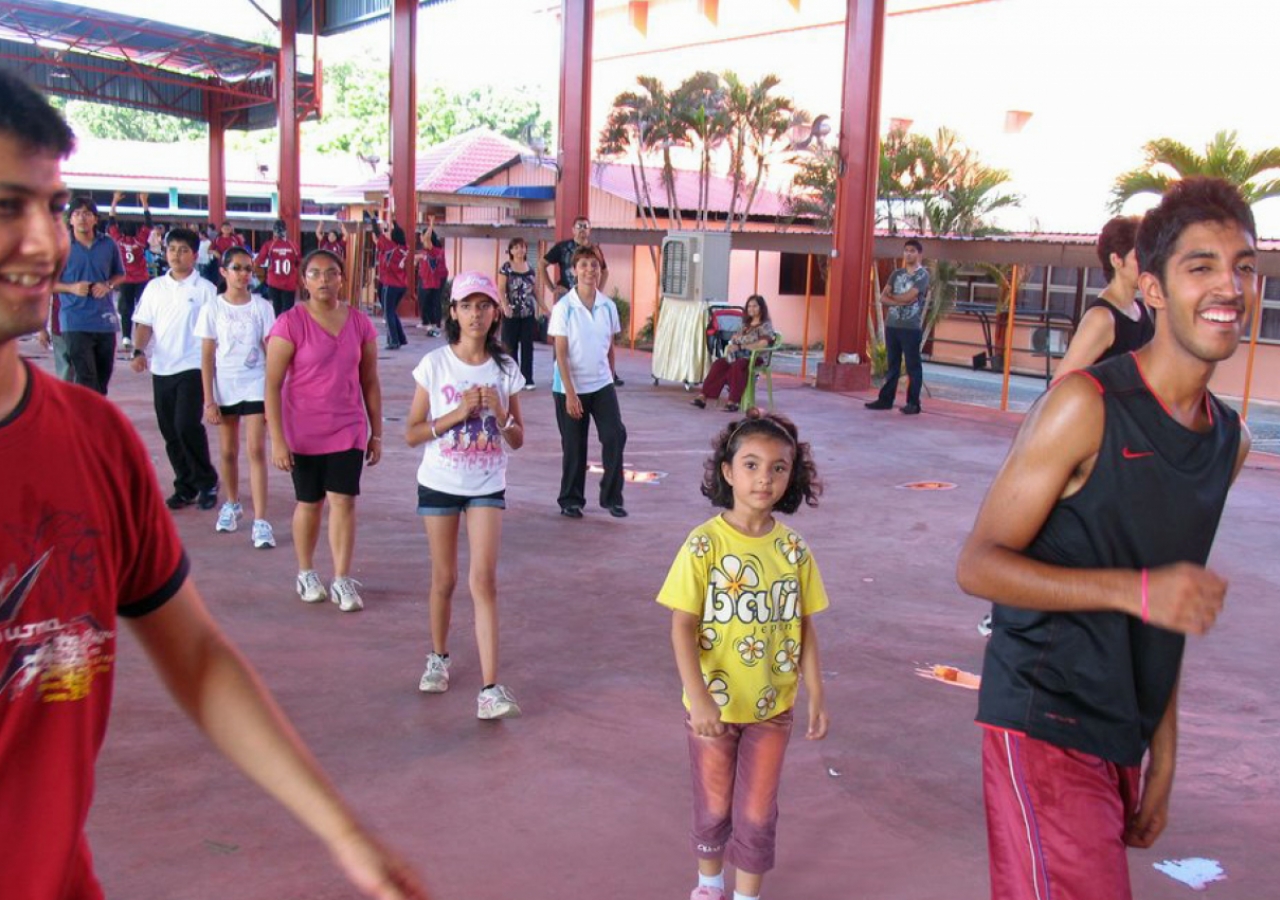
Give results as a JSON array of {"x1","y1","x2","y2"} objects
[{"x1": 23, "y1": 331, "x2": 1280, "y2": 899}]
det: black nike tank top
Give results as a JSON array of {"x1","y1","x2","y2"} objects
[
  {"x1": 976, "y1": 352, "x2": 1240, "y2": 765},
  {"x1": 1084, "y1": 296, "x2": 1155, "y2": 362}
]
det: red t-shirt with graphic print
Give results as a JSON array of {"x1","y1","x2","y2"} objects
[{"x1": 0, "y1": 365, "x2": 187, "y2": 899}]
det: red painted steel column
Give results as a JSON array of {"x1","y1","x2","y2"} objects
[
  {"x1": 278, "y1": 0, "x2": 301, "y2": 245},
  {"x1": 390, "y1": 0, "x2": 418, "y2": 312},
  {"x1": 555, "y1": 0, "x2": 593, "y2": 230},
  {"x1": 206, "y1": 92, "x2": 226, "y2": 227},
  {"x1": 816, "y1": 0, "x2": 886, "y2": 393}
]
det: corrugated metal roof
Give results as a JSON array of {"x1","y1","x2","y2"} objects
[
  {"x1": 0, "y1": 1, "x2": 313, "y2": 129},
  {"x1": 457, "y1": 185, "x2": 555, "y2": 200},
  {"x1": 312, "y1": 0, "x2": 456, "y2": 36}
]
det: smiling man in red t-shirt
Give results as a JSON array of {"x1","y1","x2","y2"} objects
[{"x1": 0, "y1": 71, "x2": 429, "y2": 900}]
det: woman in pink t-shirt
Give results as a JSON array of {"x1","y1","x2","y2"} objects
[{"x1": 266, "y1": 249, "x2": 382, "y2": 613}]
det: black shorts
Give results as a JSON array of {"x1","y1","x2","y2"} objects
[
  {"x1": 291, "y1": 448, "x2": 364, "y2": 502},
  {"x1": 218, "y1": 400, "x2": 265, "y2": 417}
]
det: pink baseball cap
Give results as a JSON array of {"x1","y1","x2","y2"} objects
[{"x1": 450, "y1": 271, "x2": 500, "y2": 304}]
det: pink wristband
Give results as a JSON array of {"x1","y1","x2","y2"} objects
[{"x1": 1140, "y1": 568, "x2": 1149, "y2": 623}]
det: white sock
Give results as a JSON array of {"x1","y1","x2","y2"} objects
[
  {"x1": 698, "y1": 871, "x2": 725, "y2": 891},
  {"x1": 733, "y1": 893, "x2": 759, "y2": 900}
]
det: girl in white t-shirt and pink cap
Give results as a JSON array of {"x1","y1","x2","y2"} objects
[{"x1": 405, "y1": 271, "x2": 526, "y2": 720}]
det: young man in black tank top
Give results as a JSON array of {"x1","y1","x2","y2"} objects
[{"x1": 957, "y1": 178, "x2": 1256, "y2": 900}]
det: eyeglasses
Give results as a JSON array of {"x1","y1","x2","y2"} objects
[
  {"x1": 224, "y1": 264, "x2": 253, "y2": 273},
  {"x1": 573, "y1": 223, "x2": 590, "y2": 230},
  {"x1": 305, "y1": 269, "x2": 343, "y2": 280}
]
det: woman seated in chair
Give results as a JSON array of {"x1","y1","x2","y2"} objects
[{"x1": 691, "y1": 294, "x2": 775, "y2": 412}]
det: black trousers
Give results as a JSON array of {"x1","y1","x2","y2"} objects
[
  {"x1": 502, "y1": 316, "x2": 537, "y2": 385},
  {"x1": 268, "y1": 286, "x2": 296, "y2": 317},
  {"x1": 877, "y1": 326, "x2": 924, "y2": 407},
  {"x1": 65, "y1": 331, "x2": 115, "y2": 395},
  {"x1": 153, "y1": 369, "x2": 217, "y2": 498},
  {"x1": 418, "y1": 285, "x2": 443, "y2": 327},
  {"x1": 554, "y1": 384, "x2": 626, "y2": 510},
  {"x1": 117, "y1": 282, "x2": 144, "y2": 342}
]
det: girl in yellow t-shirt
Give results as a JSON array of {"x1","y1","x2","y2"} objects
[{"x1": 657, "y1": 411, "x2": 829, "y2": 900}]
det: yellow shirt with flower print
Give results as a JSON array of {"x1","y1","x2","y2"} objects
[{"x1": 658, "y1": 515, "x2": 829, "y2": 724}]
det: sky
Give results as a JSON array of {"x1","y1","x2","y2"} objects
[{"x1": 48, "y1": 0, "x2": 1280, "y2": 236}]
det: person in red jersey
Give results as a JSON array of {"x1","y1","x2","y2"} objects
[
  {"x1": 106, "y1": 190, "x2": 153, "y2": 351},
  {"x1": 372, "y1": 217, "x2": 410, "y2": 350},
  {"x1": 316, "y1": 219, "x2": 348, "y2": 259},
  {"x1": 0, "y1": 71, "x2": 432, "y2": 900},
  {"x1": 254, "y1": 218, "x2": 301, "y2": 316},
  {"x1": 210, "y1": 219, "x2": 243, "y2": 260}
]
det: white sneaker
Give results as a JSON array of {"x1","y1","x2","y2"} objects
[
  {"x1": 477, "y1": 684, "x2": 521, "y2": 720},
  {"x1": 331, "y1": 576, "x2": 364, "y2": 612},
  {"x1": 418, "y1": 653, "x2": 451, "y2": 693},
  {"x1": 251, "y1": 519, "x2": 275, "y2": 549},
  {"x1": 978, "y1": 613, "x2": 993, "y2": 638},
  {"x1": 121, "y1": 337, "x2": 133, "y2": 351},
  {"x1": 215, "y1": 501, "x2": 243, "y2": 533},
  {"x1": 296, "y1": 570, "x2": 328, "y2": 603}
]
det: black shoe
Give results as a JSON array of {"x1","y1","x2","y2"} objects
[
  {"x1": 197, "y1": 487, "x2": 219, "y2": 510},
  {"x1": 165, "y1": 492, "x2": 196, "y2": 510},
  {"x1": 560, "y1": 506, "x2": 583, "y2": 518},
  {"x1": 613, "y1": 376, "x2": 625, "y2": 387},
  {"x1": 723, "y1": 402, "x2": 739, "y2": 412},
  {"x1": 607, "y1": 505, "x2": 628, "y2": 518},
  {"x1": 900, "y1": 404, "x2": 921, "y2": 416},
  {"x1": 864, "y1": 399, "x2": 893, "y2": 410},
  {"x1": 690, "y1": 397, "x2": 706, "y2": 409}
]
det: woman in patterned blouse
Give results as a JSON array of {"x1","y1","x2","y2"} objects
[{"x1": 691, "y1": 294, "x2": 775, "y2": 412}]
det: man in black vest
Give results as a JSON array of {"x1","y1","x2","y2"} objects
[{"x1": 957, "y1": 177, "x2": 1255, "y2": 900}]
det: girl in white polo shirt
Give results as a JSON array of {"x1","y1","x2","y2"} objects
[
  {"x1": 405, "y1": 272, "x2": 526, "y2": 720},
  {"x1": 195, "y1": 247, "x2": 277, "y2": 548}
]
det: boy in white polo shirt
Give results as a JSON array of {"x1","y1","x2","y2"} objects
[
  {"x1": 549, "y1": 246, "x2": 627, "y2": 518},
  {"x1": 130, "y1": 227, "x2": 220, "y2": 510}
]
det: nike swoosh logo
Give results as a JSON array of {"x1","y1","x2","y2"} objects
[{"x1": 1122, "y1": 447, "x2": 1155, "y2": 460}]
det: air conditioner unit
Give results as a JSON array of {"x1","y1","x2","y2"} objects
[
  {"x1": 652, "y1": 231, "x2": 733, "y2": 386},
  {"x1": 1031, "y1": 326, "x2": 1069, "y2": 355},
  {"x1": 659, "y1": 232, "x2": 731, "y2": 304}
]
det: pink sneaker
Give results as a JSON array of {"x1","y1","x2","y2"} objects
[{"x1": 690, "y1": 888, "x2": 726, "y2": 900}]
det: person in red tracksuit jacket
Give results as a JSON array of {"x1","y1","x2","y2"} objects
[
  {"x1": 373, "y1": 219, "x2": 410, "y2": 350},
  {"x1": 254, "y1": 219, "x2": 301, "y2": 317}
]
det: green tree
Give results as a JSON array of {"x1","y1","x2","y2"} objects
[
  {"x1": 306, "y1": 58, "x2": 551, "y2": 158},
  {"x1": 599, "y1": 76, "x2": 689, "y2": 229},
  {"x1": 49, "y1": 96, "x2": 206, "y2": 143},
  {"x1": 675, "y1": 71, "x2": 727, "y2": 229},
  {"x1": 1111, "y1": 130, "x2": 1280, "y2": 210},
  {"x1": 722, "y1": 72, "x2": 795, "y2": 231},
  {"x1": 877, "y1": 126, "x2": 936, "y2": 234}
]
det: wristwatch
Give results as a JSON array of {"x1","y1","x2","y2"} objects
[{"x1": 132, "y1": 348, "x2": 144, "y2": 359}]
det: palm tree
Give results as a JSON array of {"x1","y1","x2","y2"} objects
[
  {"x1": 599, "y1": 77, "x2": 689, "y2": 229},
  {"x1": 722, "y1": 72, "x2": 795, "y2": 231},
  {"x1": 597, "y1": 111, "x2": 662, "y2": 232},
  {"x1": 1110, "y1": 130, "x2": 1280, "y2": 211},
  {"x1": 674, "y1": 71, "x2": 728, "y2": 229},
  {"x1": 877, "y1": 126, "x2": 936, "y2": 234}
]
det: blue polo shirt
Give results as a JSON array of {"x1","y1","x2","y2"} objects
[{"x1": 58, "y1": 233, "x2": 125, "y2": 333}]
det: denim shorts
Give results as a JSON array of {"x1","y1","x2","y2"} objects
[{"x1": 417, "y1": 484, "x2": 506, "y2": 516}]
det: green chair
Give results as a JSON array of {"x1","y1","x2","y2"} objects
[{"x1": 740, "y1": 332, "x2": 781, "y2": 411}]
